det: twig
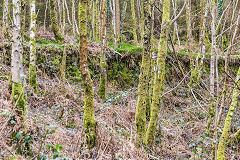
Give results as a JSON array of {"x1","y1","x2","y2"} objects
[
  {"x1": 190, "y1": 89, "x2": 208, "y2": 113},
  {"x1": 161, "y1": 70, "x2": 191, "y2": 98},
  {"x1": 172, "y1": 0, "x2": 187, "y2": 23},
  {"x1": 224, "y1": 70, "x2": 240, "y2": 91}
]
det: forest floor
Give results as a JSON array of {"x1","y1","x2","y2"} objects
[
  {"x1": 1, "y1": 33, "x2": 240, "y2": 159},
  {"x1": 1, "y1": 62, "x2": 239, "y2": 160}
]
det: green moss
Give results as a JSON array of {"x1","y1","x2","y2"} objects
[
  {"x1": 29, "y1": 64, "x2": 38, "y2": 93},
  {"x1": 12, "y1": 82, "x2": 26, "y2": 120},
  {"x1": 98, "y1": 74, "x2": 107, "y2": 99},
  {"x1": 60, "y1": 45, "x2": 67, "y2": 81},
  {"x1": 49, "y1": 0, "x2": 64, "y2": 42},
  {"x1": 146, "y1": 0, "x2": 170, "y2": 146},
  {"x1": 135, "y1": 1, "x2": 152, "y2": 143},
  {"x1": 130, "y1": 0, "x2": 138, "y2": 44},
  {"x1": 79, "y1": 0, "x2": 96, "y2": 149},
  {"x1": 115, "y1": 43, "x2": 143, "y2": 54},
  {"x1": 216, "y1": 66, "x2": 240, "y2": 160},
  {"x1": 79, "y1": 1, "x2": 88, "y2": 35},
  {"x1": 83, "y1": 75, "x2": 96, "y2": 148}
]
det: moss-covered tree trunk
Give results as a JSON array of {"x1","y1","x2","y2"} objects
[
  {"x1": 216, "y1": 67, "x2": 240, "y2": 160},
  {"x1": 115, "y1": 0, "x2": 120, "y2": 41},
  {"x1": 146, "y1": 0, "x2": 170, "y2": 146},
  {"x1": 206, "y1": 0, "x2": 216, "y2": 137},
  {"x1": 186, "y1": 0, "x2": 196, "y2": 89},
  {"x1": 112, "y1": 0, "x2": 117, "y2": 44},
  {"x1": 61, "y1": 0, "x2": 67, "y2": 81},
  {"x1": 172, "y1": 0, "x2": 180, "y2": 46},
  {"x1": 3, "y1": 0, "x2": 10, "y2": 39},
  {"x1": 21, "y1": 0, "x2": 27, "y2": 40},
  {"x1": 49, "y1": 0, "x2": 64, "y2": 42},
  {"x1": 12, "y1": 0, "x2": 31, "y2": 155},
  {"x1": 196, "y1": 0, "x2": 207, "y2": 85},
  {"x1": 72, "y1": 0, "x2": 76, "y2": 36},
  {"x1": 135, "y1": 0, "x2": 153, "y2": 143},
  {"x1": 12, "y1": 0, "x2": 26, "y2": 121},
  {"x1": 218, "y1": 7, "x2": 240, "y2": 126},
  {"x1": 29, "y1": 0, "x2": 38, "y2": 93},
  {"x1": 98, "y1": 0, "x2": 107, "y2": 99},
  {"x1": 79, "y1": 0, "x2": 96, "y2": 148},
  {"x1": 94, "y1": 0, "x2": 100, "y2": 40},
  {"x1": 130, "y1": 0, "x2": 138, "y2": 45}
]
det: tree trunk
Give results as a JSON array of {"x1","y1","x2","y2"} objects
[
  {"x1": 135, "y1": 0, "x2": 153, "y2": 143},
  {"x1": 98, "y1": 0, "x2": 107, "y2": 99},
  {"x1": 206, "y1": 0, "x2": 216, "y2": 137},
  {"x1": 79, "y1": 0, "x2": 96, "y2": 148},
  {"x1": 29, "y1": 0, "x2": 38, "y2": 93},
  {"x1": 49, "y1": 0, "x2": 64, "y2": 42},
  {"x1": 112, "y1": 0, "x2": 117, "y2": 44},
  {"x1": 130, "y1": 0, "x2": 138, "y2": 45},
  {"x1": 12, "y1": 0, "x2": 31, "y2": 155},
  {"x1": 146, "y1": 0, "x2": 170, "y2": 146},
  {"x1": 61, "y1": 0, "x2": 67, "y2": 81},
  {"x1": 94, "y1": 0, "x2": 100, "y2": 40},
  {"x1": 21, "y1": 0, "x2": 27, "y2": 40},
  {"x1": 216, "y1": 67, "x2": 240, "y2": 160},
  {"x1": 115, "y1": 0, "x2": 120, "y2": 41},
  {"x1": 3, "y1": 0, "x2": 10, "y2": 39}
]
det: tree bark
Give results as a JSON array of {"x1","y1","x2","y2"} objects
[
  {"x1": 98, "y1": 0, "x2": 107, "y2": 99},
  {"x1": 130, "y1": 0, "x2": 138, "y2": 45},
  {"x1": 135, "y1": 0, "x2": 153, "y2": 143},
  {"x1": 79, "y1": 0, "x2": 96, "y2": 148},
  {"x1": 29, "y1": 0, "x2": 38, "y2": 93},
  {"x1": 49, "y1": 0, "x2": 64, "y2": 42},
  {"x1": 146, "y1": 0, "x2": 170, "y2": 146}
]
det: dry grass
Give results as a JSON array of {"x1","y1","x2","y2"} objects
[{"x1": 1, "y1": 47, "x2": 240, "y2": 159}]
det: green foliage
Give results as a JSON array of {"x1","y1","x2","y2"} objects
[
  {"x1": 66, "y1": 63, "x2": 82, "y2": 84},
  {"x1": 115, "y1": 43, "x2": 143, "y2": 54},
  {"x1": 36, "y1": 37, "x2": 63, "y2": 48},
  {"x1": 108, "y1": 62, "x2": 138, "y2": 88}
]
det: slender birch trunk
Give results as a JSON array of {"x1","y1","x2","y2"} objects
[
  {"x1": 61, "y1": 0, "x2": 67, "y2": 81},
  {"x1": 197, "y1": 0, "x2": 208, "y2": 85},
  {"x1": 64, "y1": 0, "x2": 72, "y2": 26},
  {"x1": 43, "y1": 0, "x2": 49, "y2": 31},
  {"x1": 72, "y1": 0, "x2": 76, "y2": 35},
  {"x1": 115, "y1": 0, "x2": 120, "y2": 41},
  {"x1": 112, "y1": 0, "x2": 117, "y2": 44},
  {"x1": 206, "y1": 0, "x2": 216, "y2": 137},
  {"x1": 12, "y1": 0, "x2": 26, "y2": 120},
  {"x1": 172, "y1": 0, "x2": 180, "y2": 46},
  {"x1": 29, "y1": 0, "x2": 38, "y2": 93},
  {"x1": 3, "y1": 0, "x2": 10, "y2": 39}
]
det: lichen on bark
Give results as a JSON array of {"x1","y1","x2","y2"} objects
[
  {"x1": 98, "y1": 0, "x2": 107, "y2": 99},
  {"x1": 79, "y1": 0, "x2": 96, "y2": 148},
  {"x1": 130, "y1": 0, "x2": 138, "y2": 45},
  {"x1": 29, "y1": 0, "x2": 38, "y2": 93},
  {"x1": 12, "y1": 82, "x2": 27, "y2": 120},
  {"x1": 216, "y1": 66, "x2": 240, "y2": 160},
  {"x1": 135, "y1": 0, "x2": 152, "y2": 143},
  {"x1": 49, "y1": 0, "x2": 64, "y2": 42},
  {"x1": 146, "y1": 0, "x2": 170, "y2": 146}
]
